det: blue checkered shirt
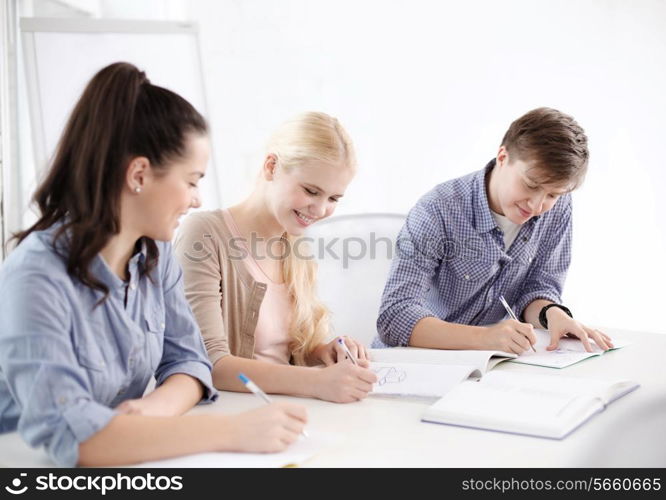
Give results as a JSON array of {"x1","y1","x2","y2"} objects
[{"x1": 373, "y1": 159, "x2": 572, "y2": 347}]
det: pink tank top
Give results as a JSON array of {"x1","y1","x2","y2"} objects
[{"x1": 222, "y1": 209, "x2": 292, "y2": 365}]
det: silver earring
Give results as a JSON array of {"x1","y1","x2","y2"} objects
[{"x1": 134, "y1": 187, "x2": 141, "y2": 193}]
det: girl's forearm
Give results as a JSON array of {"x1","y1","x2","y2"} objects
[
  {"x1": 213, "y1": 355, "x2": 319, "y2": 398},
  {"x1": 141, "y1": 373, "x2": 205, "y2": 416},
  {"x1": 78, "y1": 413, "x2": 234, "y2": 466}
]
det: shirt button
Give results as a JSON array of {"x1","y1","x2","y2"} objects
[
  {"x1": 58, "y1": 396, "x2": 68, "y2": 405},
  {"x1": 130, "y1": 282, "x2": 137, "y2": 290},
  {"x1": 160, "y1": 322, "x2": 165, "y2": 330},
  {"x1": 464, "y1": 274, "x2": 470, "y2": 280}
]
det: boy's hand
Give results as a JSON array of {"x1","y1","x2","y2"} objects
[
  {"x1": 546, "y1": 308, "x2": 614, "y2": 352},
  {"x1": 482, "y1": 319, "x2": 537, "y2": 354}
]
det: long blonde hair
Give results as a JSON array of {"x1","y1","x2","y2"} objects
[{"x1": 267, "y1": 112, "x2": 357, "y2": 365}]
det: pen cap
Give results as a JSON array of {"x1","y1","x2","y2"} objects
[{"x1": 238, "y1": 373, "x2": 250, "y2": 384}]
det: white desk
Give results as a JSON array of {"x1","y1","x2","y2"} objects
[{"x1": 2, "y1": 328, "x2": 665, "y2": 467}]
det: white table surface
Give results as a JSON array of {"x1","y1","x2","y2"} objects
[{"x1": 2, "y1": 327, "x2": 665, "y2": 467}]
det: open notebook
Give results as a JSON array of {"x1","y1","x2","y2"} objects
[
  {"x1": 422, "y1": 371, "x2": 639, "y2": 439},
  {"x1": 511, "y1": 329, "x2": 630, "y2": 369},
  {"x1": 368, "y1": 347, "x2": 516, "y2": 398}
]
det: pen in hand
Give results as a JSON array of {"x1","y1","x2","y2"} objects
[
  {"x1": 499, "y1": 295, "x2": 537, "y2": 353},
  {"x1": 238, "y1": 373, "x2": 309, "y2": 438},
  {"x1": 337, "y1": 337, "x2": 358, "y2": 365}
]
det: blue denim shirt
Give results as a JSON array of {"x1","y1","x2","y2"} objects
[
  {"x1": 0, "y1": 224, "x2": 217, "y2": 466},
  {"x1": 374, "y1": 160, "x2": 572, "y2": 347}
]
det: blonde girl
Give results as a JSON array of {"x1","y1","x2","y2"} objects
[{"x1": 175, "y1": 112, "x2": 377, "y2": 403}]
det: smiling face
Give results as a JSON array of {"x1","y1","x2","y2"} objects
[
  {"x1": 133, "y1": 133, "x2": 210, "y2": 241},
  {"x1": 488, "y1": 146, "x2": 571, "y2": 225},
  {"x1": 264, "y1": 156, "x2": 355, "y2": 236}
]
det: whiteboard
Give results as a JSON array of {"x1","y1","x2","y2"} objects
[{"x1": 20, "y1": 18, "x2": 220, "y2": 210}]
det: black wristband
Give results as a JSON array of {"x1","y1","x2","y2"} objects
[{"x1": 539, "y1": 304, "x2": 573, "y2": 329}]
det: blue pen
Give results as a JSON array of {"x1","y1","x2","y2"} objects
[{"x1": 238, "y1": 373, "x2": 309, "y2": 438}]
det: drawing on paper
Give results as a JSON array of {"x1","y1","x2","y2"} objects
[
  {"x1": 373, "y1": 366, "x2": 407, "y2": 386},
  {"x1": 554, "y1": 348, "x2": 583, "y2": 355}
]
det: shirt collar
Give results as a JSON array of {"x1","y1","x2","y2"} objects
[
  {"x1": 92, "y1": 255, "x2": 125, "y2": 291},
  {"x1": 473, "y1": 158, "x2": 541, "y2": 235},
  {"x1": 43, "y1": 221, "x2": 149, "y2": 291},
  {"x1": 134, "y1": 237, "x2": 148, "y2": 265},
  {"x1": 92, "y1": 237, "x2": 149, "y2": 292},
  {"x1": 473, "y1": 159, "x2": 500, "y2": 234}
]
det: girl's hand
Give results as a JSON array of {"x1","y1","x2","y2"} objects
[
  {"x1": 222, "y1": 402, "x2": 308, "y2": 453},
  {"x1": 312, "y1": 336, "x2": 370, "y2": 366},
  {"x1": 311, "y1": 361, "x2": 377, "y2": 403}
]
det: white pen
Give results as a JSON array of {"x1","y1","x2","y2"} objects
[
  {"x1": 499, "y1": 295, "x2": 537, "y2": 353},
  {"x1": 238, "y1": 373, "x2": 309, "y2": 438},
  {"x1": 337, "y1": 337, "x2": 358, "y2": 365}
]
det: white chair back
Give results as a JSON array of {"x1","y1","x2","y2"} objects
[{"x1": 305, "y1": 213, "x2": 406, "y2": 347}]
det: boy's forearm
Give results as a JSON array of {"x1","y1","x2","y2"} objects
[
  {"x1": 409, "y1": 317, "x2": 486, "y2": 349},
  {"x1": 523, "y1": 299, "x2": 570, "y2": 330}
]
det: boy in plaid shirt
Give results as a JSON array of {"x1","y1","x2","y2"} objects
[{"x1": 375, "y1": 108, "x2": 612, "y2": 354}]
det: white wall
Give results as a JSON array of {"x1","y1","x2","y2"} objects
[
  {"x1": 12, "y1": 0, "x2": 666, "y2": 334},
  {"x1": 190, "y1": 0, "x2": 666, "y2": 334}
]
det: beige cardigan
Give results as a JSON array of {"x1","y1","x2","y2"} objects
[{"x1": 173, "y1": 210, "x2": 266, "y2": 366}]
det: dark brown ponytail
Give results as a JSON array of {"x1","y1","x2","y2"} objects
[{"x1": 12, "y1": 62, "x2": 208, "y2": 301}]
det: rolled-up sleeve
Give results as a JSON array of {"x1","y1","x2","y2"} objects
[
  {"x1": 376, "y1": 196, "x2": 444, "y2": 346},
  {"x1": 515, "y1": 196, "x2": 572, "y2": 318},
  {"x1": 0, "y1": 271, "x2": 117, "y2": 467},
  {"x1": 156, "y1": 242, "x2": 217, "y2": 403}
]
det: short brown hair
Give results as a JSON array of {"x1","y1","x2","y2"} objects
[{"x1": 501, "y1": 107, "x2": 588, "y2": 189}]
